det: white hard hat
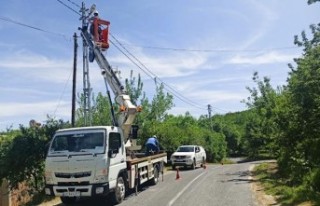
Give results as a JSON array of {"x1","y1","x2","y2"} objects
[{"x1": 94, "y1": 10, "x2": 99, "y2": 15}]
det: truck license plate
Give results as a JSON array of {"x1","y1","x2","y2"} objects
[{"x1": 63, "y1": 191, "x2": 80, "y2": 197}]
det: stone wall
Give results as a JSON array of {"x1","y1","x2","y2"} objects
[
  {"x1": 10, "y1": 183, "x2": 31, "y2": 206},
  {"x1": 0, "y1": 181, "x2": 32, "y2": 206},
  {"x1": 0, "y1": 180, "x2": 10, "y2": 206}
]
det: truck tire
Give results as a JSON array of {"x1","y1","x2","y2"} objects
[
  {"x1": 60, "y1": 197, "x2": 76, "y2": 205},
  {"x1": 111, "y1": 176, "x2": 126, "y2": 205},
  {"x1": 150, "y1": 165, "x2": 159, "y2": 185}
]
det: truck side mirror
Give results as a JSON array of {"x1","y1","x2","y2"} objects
[{"x1": 108, "y1": 148, "x2": 119, "y2": 158}]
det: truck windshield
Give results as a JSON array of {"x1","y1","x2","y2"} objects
[
  {"x1": 177, "y1": 146, "x2": 194, "y2": 152},
  {"x1": 49, "y1": 132, "x2": 105, "y2": 154}
]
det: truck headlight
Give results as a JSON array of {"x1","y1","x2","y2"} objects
[
  {"x1": 94, "y1": 169, "x2": 108, "y2": 183},
  {"x1": 94, "y1": 175, "x2": 108, "y2": 183},
  {"x1": 45, "y1": 171, "x2": 54, "y2": 184},
  {"x1": 45, "y1": 188, "x2": 51, "y2": 195}
]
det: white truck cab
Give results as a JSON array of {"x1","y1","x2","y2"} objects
[
  {"x1": 45, "y1": 126, "x2": 126, "y2": 203},
  {"x1": 170, "y1": 145, "x2": 206, "y2": 170}
]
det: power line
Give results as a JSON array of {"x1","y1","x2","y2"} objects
[
  {"x1": 0, "y1": 15, "x2": 75, "y2": 117},
  {"x1": 110, "y1": 39, "x2": 206, "y2": 111},
  {"x1": 66, "y1": 0, "x2": 81, "y2": 8},
  {"x1": 110, "y1": 35, "x2": 229, "y2": 113},
  {"x1": 110, "y1": 34, "x2": 210, "y2": 111},
  {"x1": 0, "y1": 16, "x2": 70, "y2": 40},
  {"x1": 53, "y1": 68, "x2": 73, "y2": 117},
  {"x1": 56, "y1": 0, "x2": 81, "y2": 16},
  {"x1": 122, "y1": 44, "x2": 298, "y2": 53},
  {"x1": 0, "y1": 16, "x2": 227, "y2": 113},
  {"x1": 10, "y1": 0, "x2": 225, "y2": 113}
]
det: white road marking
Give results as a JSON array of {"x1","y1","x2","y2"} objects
[{"x1": 167, "y1": 172, "x2": 206, "y2": 206}]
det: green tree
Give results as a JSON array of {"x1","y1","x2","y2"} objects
[
  {"x1": 0, "y1": 118, "x2": 69, "y2": 191},
  {"x1": 76, "y1": 92, "x2": 113, "y2": 126},
  {"x1": 276, "y1": 24, "x2": 320, "y2": 190},
  {"x1": 243, "y1": 72, "x2": 281, "y2": 158},
  {"x1": 139, "y1": 82, "x2": 174, "y2": 140}
]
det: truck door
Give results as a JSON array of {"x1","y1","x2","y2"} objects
[{"x1": 108, "y1": 132, "x2": 126, "y2": 187}]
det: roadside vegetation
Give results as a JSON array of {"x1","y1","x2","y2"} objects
[
  {"x1": 253, "y1": 162, "x2": 320, "y2": 205},
  {"x1": 0, "y1": 1, "x2": 320, "y2": 205}
]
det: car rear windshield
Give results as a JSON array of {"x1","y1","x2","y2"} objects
[{"x1": 177, "y1": 146, "x2": 194, "y2": 152}]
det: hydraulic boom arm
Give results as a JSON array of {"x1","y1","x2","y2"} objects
[{"x1": 80, "y1": 27, "x2": 138, "y2": 145}]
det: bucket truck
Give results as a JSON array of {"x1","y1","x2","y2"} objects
[{"x1": 44, "y1": 5, "x2": 167, "y2": 205}]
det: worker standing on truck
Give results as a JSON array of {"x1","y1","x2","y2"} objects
[{"x1": 145, "y1": 135, "x2": 160, "y2": 155}]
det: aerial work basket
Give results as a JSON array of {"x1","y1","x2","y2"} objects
[{"x1": 92, "y1": 17, "x2": 110, "y2": 49}]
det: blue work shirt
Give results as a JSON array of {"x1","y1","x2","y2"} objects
[{"x1": 146, "y1": 137, "x2": 159, "y2": 147}]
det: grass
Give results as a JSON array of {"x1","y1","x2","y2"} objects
[{"x1": 253, "y1": 162, "x2": 320, "y2": 206}]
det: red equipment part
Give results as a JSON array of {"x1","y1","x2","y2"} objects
[{"x1": 93, "y1": 17, "x2": 110, "y2": 49}]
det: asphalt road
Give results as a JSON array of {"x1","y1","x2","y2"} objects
[{"x1": 46, "y1": 161, "x2": 258, "y2": 206}]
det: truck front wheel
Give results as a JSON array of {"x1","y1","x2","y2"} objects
[{"x1": 112, "y1": 176, "x2": 126, "y2": 205}]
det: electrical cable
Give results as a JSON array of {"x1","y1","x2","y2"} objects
[
  {"x1": 109, "y1": 39, "x2": 205, "y2": 110},
  {"x1": 122, "y1": 44, "x2": 299, "y2": 53},
  {"x1": 53, "y1": 68, "x2": 73, "y2": 117},
  {"x1": 1, "y1": 2, "x2": 226, "y2": 113},
  {"x1": 0, "y1": 16, "x2": 70, "y2": 40},
  {"x1": 66, "y1": 0, "x2": 81, "y2": 8},
  {"x1": 109, "y1": 36, "x2": 210, "y2": 111},
  {"x1": 56, "y1": 0, "x2": 81, "y2": 16}
]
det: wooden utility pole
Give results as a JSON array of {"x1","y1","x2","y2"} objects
[{"x1": 71, "y1": 32, "x2": 78, "y2": 127}]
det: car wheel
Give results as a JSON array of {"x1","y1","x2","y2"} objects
[
  {"x1": 191, "y1": 159, "x2": 196, "y2": 170},
  {"x1": 201, "y1": 157, "x2": 205, "y2": 167}
]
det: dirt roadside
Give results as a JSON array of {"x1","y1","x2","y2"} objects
[{"x1": 249, "y1": 163, "x2": 279, "y2": 206}]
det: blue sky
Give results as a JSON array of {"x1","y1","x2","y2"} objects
[{"x1": 0, "y1": 0, "x2": 319, "y2": 131}]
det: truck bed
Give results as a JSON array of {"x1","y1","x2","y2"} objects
[{"x1": 126, "y1": 151, "x2": 167, "y2": 164}]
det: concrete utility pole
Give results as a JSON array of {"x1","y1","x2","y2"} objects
[
  {"x1": 71, "y1": 32, "x2": 78, "y2": 127},
  {"x1": 207, "y1": 104, "x2": 212, "y2": 119},
  {"x1": 80, "y1": 2, "x2": 92, "y2": 126}
]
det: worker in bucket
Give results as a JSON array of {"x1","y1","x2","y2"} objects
[
  {"x1": 90, "y1": 10, "x2": 101, "y2": 37},
  {"x1": 145, "y1": 135, "x2": 160, "y2": 155}
]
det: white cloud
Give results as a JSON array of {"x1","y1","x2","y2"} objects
[
  {"x1": 0, "y1": 50, "x2": 73, "y2": 83},
  {"x1": 229, "y1": 51, "x2": 296, "y2": 65},
  {"x1": 0, "y1": 101, "x2": 70, "y2": 118}
]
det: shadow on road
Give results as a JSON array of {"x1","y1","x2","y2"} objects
[
  {"x1": 52, "y1": 196, "x2": 115, "y2": 206},
  {"x1": 53, "y1": 181, "x2": 158, "y2": 206},
  {"x1": 221, "y1": 170, "x2": 257, "y2": 184}
]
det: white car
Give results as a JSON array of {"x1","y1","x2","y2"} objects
[{"x1": 170, "y1": 145, "x2": 206, "y2": 170}]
